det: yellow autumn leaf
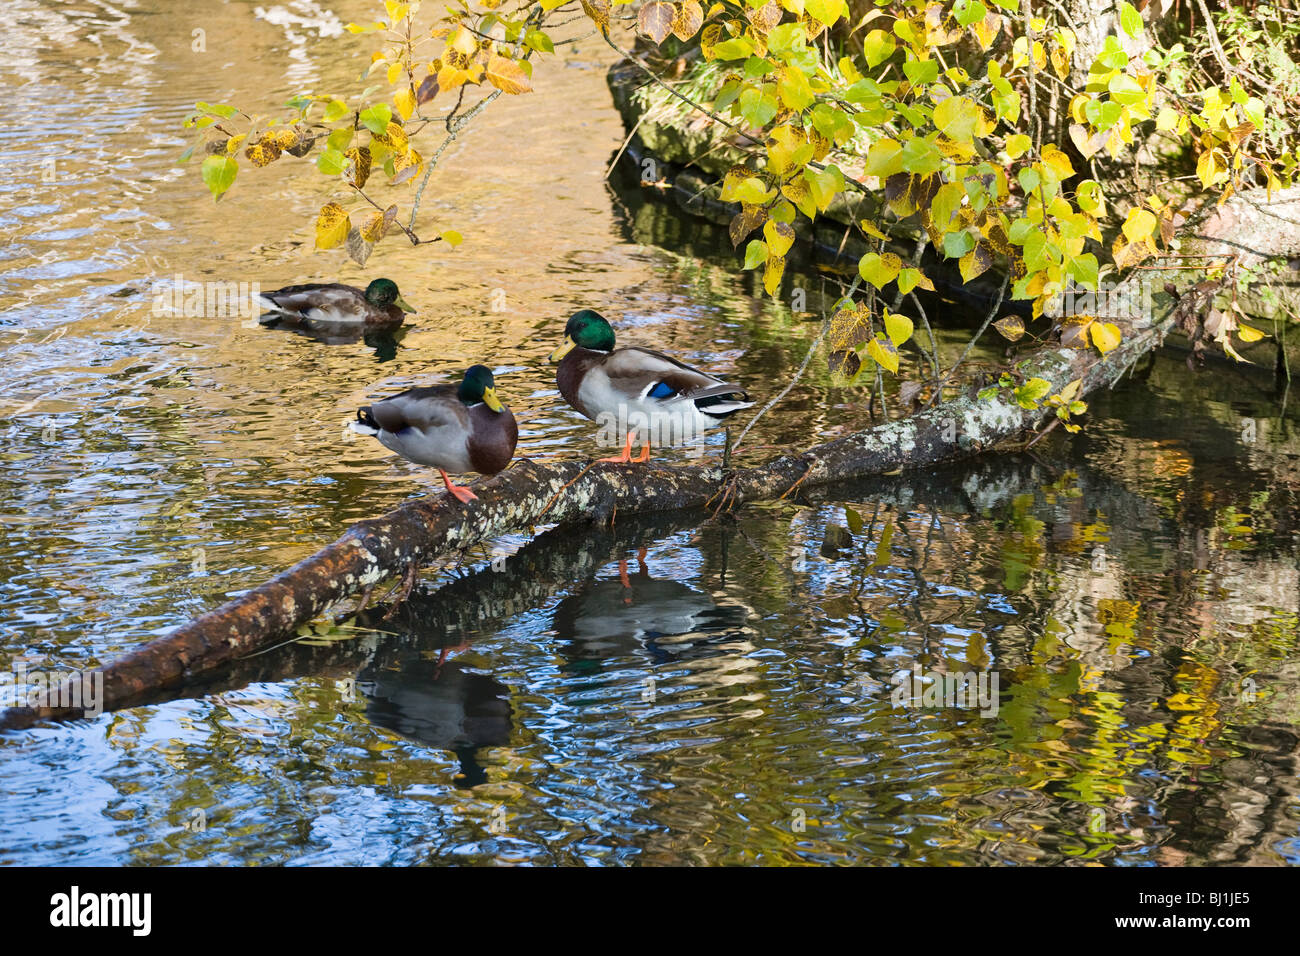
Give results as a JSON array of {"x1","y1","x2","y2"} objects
[
  {"x1": 1121, "y1": 207, "x2": 1158, "y2": 244},
  {"x1": 858, "y1": 219, "x2": 888, "y2": 241},
  {"x1": 1090, "y1": 321, "x2": 1121, "y2": 354},
  {"x1": 361, "y1": 204, "x2": 398, "y2": 242},
  {"x1": 345, "y1": 146, "x2": 371, "y2": 188},
  {"x1": 866, "y1": 336, "x2": 900, "y2": 374},
  {"x1": 245, "y1": 140, "x2": 282, "y2": 167},
  {"x1": 315, "y1": 202, "x2": 350, "y2": 250},
  {"x1": 485, "y1": 55, "x2": 532, "y2": 94},
  {"x1": 763, "y1": 220, "x2": 795, "y2": 257},
  {"x1": 959, "y1": 243, "x2": 993, "y2": 283},
  {"x1": 993, "y1": 315, "x2": 1025, "y2": 341},
  {"x1": 763, "y1": 253, "x2": 785, "y2": 296},
  {"x1": 394, "y1": 86, "x2": 416, "y2": 120}
]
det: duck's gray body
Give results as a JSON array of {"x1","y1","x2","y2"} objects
[
  {"x1": 558, "y1": 346, "x2": 753, "y2": 446},
  {"x1": 350, "y1": 385, "x2": 517, "y2": 475},
  {"x1": 256, "y1": 283, "x2": 404, "y2": 327}
]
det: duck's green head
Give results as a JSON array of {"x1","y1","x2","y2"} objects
[
  {"x1": 549, "y1": 309, "x2": 615, "y2": 362},
  {"x1": 365, "y1": 278, "x2": 416, "y2": 314},
  {"x1": 459, "y1": 364, "x2": 505, "y2": 413}
]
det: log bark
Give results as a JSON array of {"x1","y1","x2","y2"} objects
[{"x1": 3, "y1": 185, "x2": 1297, "y2": 731}]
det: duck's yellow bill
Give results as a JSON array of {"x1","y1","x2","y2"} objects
[
  {"x1": 395, "y1": 296, "x2": 416, "y2": 314},
  {"x1": 549, "y1": 336, "x2": 576, "y2": 363},
  {"x1": 482, "y1": 386, "x2": 505, "y2": 413}
]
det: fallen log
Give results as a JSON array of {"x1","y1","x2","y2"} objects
[{"x1": 3, "y1": 186, "x2": 1297, "y2": 730}]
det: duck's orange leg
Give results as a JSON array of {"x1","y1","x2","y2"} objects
[
  {"x1": 599, "y1": 431, "x2": 636, "y2": 464},
  {"x1": 438, "y1": 468, "x2": 478, "y2": 503}
]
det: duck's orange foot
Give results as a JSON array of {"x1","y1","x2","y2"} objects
[
  {"x1": 439, "y1": 469, "x2": 479, "y2": 503},
  {"x1": 598, "y1": 431, "x2": 651, "y2": 464}
]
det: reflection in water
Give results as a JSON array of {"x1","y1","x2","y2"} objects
[
  {"x1": 553, "y1": 550, "x2": 752, "y2": 672},
  {"x1": 361, "y1": 659, "x2": 512, "y2": 789},
  {"x1": 256, "y1": 312, "x2": 407, "y2": 359},
  {"x1": 0, "y1": 0, "x2": 1298, "y2": 866}
]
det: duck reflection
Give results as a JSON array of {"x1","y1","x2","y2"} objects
[
  {"x1": 359, "y1": 655, "x2": 512, "y2": 788},
  {"x1": 257, "y1": 313, "x2": 404, "y2": 359},
  {"x1": 553, "y1": 547, "x2": 751, "y2": 673}
]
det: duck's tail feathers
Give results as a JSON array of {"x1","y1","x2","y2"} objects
[
  {"x1": 253, "y1": 292, "x2": 281, "y2": 312},
  {"x1": 350, "y1": 406, "x2": 381, "y2": 436},
  {"x1": 694, "y1": 387, "x2": 755, "y2": 421}
]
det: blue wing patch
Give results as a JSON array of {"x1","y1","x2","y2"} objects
[{"x1": 648, "y1": 381, "x2": 676, "y2": 399}]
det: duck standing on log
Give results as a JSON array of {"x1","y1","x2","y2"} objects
[
  {"x1": 548, "y1": 309, "x2": 754, "y2": 463},
  {"x1": 350, "y1": 365, "x2": 518, "y2": 504}
]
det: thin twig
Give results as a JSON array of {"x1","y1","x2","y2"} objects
[
  {"x1": 733, "y1": 275, "x2": 863, "y2": 455},
  {"x1": 923, "y1": 272, "x2": 1010, "y2": 409}
]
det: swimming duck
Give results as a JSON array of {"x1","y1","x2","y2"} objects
[
  {"x1": 256, "y1": 277, "x2": 415, "y2": 329},
  {"x1": 350, "y1": 365, "x2": 517, "y2": 503},
  {"x1": 548, "y1": 309, "x2": 754, "y2": 462}
]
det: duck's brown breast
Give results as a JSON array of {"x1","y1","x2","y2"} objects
[
  {"x1": 557, "y1": 350, "x2": 603, "y2": 419},
  {"x1": 467, "y1": 404, "x2": 518, "y2": 475}
]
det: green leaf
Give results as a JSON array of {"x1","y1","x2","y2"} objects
[
  {"x1": 525, "y1": 29, "x2": 554, "y2": 54},
  {"x1": 884, "y1": 311, "x2": 913, "y2": 346},
  {"x1": 1107, "y1": 73, "x2": 1145, "y2": 106},
  {"x1": 323, "y1": 99, "x2": 350, "y2": 123},
  {"x1": 196, "y1": 101, "x2": 238, "y2": 119},
  {"x1": 317, "y1": 149, "x2": 347, "y2": 175},
  {"x1": 865, "y1": 138, "x2": 904, "y2": 179},
  {"x1": 863, "y1": 29, "x2": 896, "y2": 68},
  {"x1": 1014, "y1": 377, "x2": 1052, "y2": 409},
  {"x1": 954, "y1": 0, "x2": 987, "y2": 27},
  {"x1": 739, "y1": 86, "x2": 779, "y2": 128},
  {"x1": 899, "y1": 136, "x2": 942, "y2": 174},
  {"x1": 743, "y1": 239, "x2": 767, "y2": 270},
  {"x1": 933, "y1": 96, "x2": 978, "y2": 143},
  {"x1": 943, "y1": 229, "x2": 976, "y2": 258},
  {"x1": 1118, "y1": 2, "x2": 1142, "y2": 38},
  {"x1": 201, "y1": 154, "x2": 238, "y2": 199},
  {"x1": 1067, "y1": 253, "x2": 1099, "y2": 289},
  {"x1": 1075, "y1": 179, "x2": 1105, "y2": 215},
  {"x1": 902, "y1": 58, "x2": 939, "y2": 87},
  {"x1": 858, "y1": 251, "x2": 902, "y2": 289},
  {"x1": 711, "y1": 37, "x2": 754, "y2": 60},
  {"x1": 360, "y1": 103, "x2": 393, "y2": 135}
]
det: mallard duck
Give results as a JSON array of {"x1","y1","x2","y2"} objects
[
  {"x1": 256, "y1": 277, "x2": 415, "y2": 329},
  {"x1": 548, "y1": 309, "x2": 754, "y2": 462},
  {"x1": 350, "y1": 365, "x2": 517, "y2": 503}
]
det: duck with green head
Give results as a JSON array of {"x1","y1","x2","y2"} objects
[
  {"x1": 256, "y1": 277, "x2": 416, "y2": 331},
  {"x1": 350, "y1": 365, "x2": 518, "y2": 503},
  {"x1": 549, "y1": 309, "x2": 754, "y2": 463}
]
